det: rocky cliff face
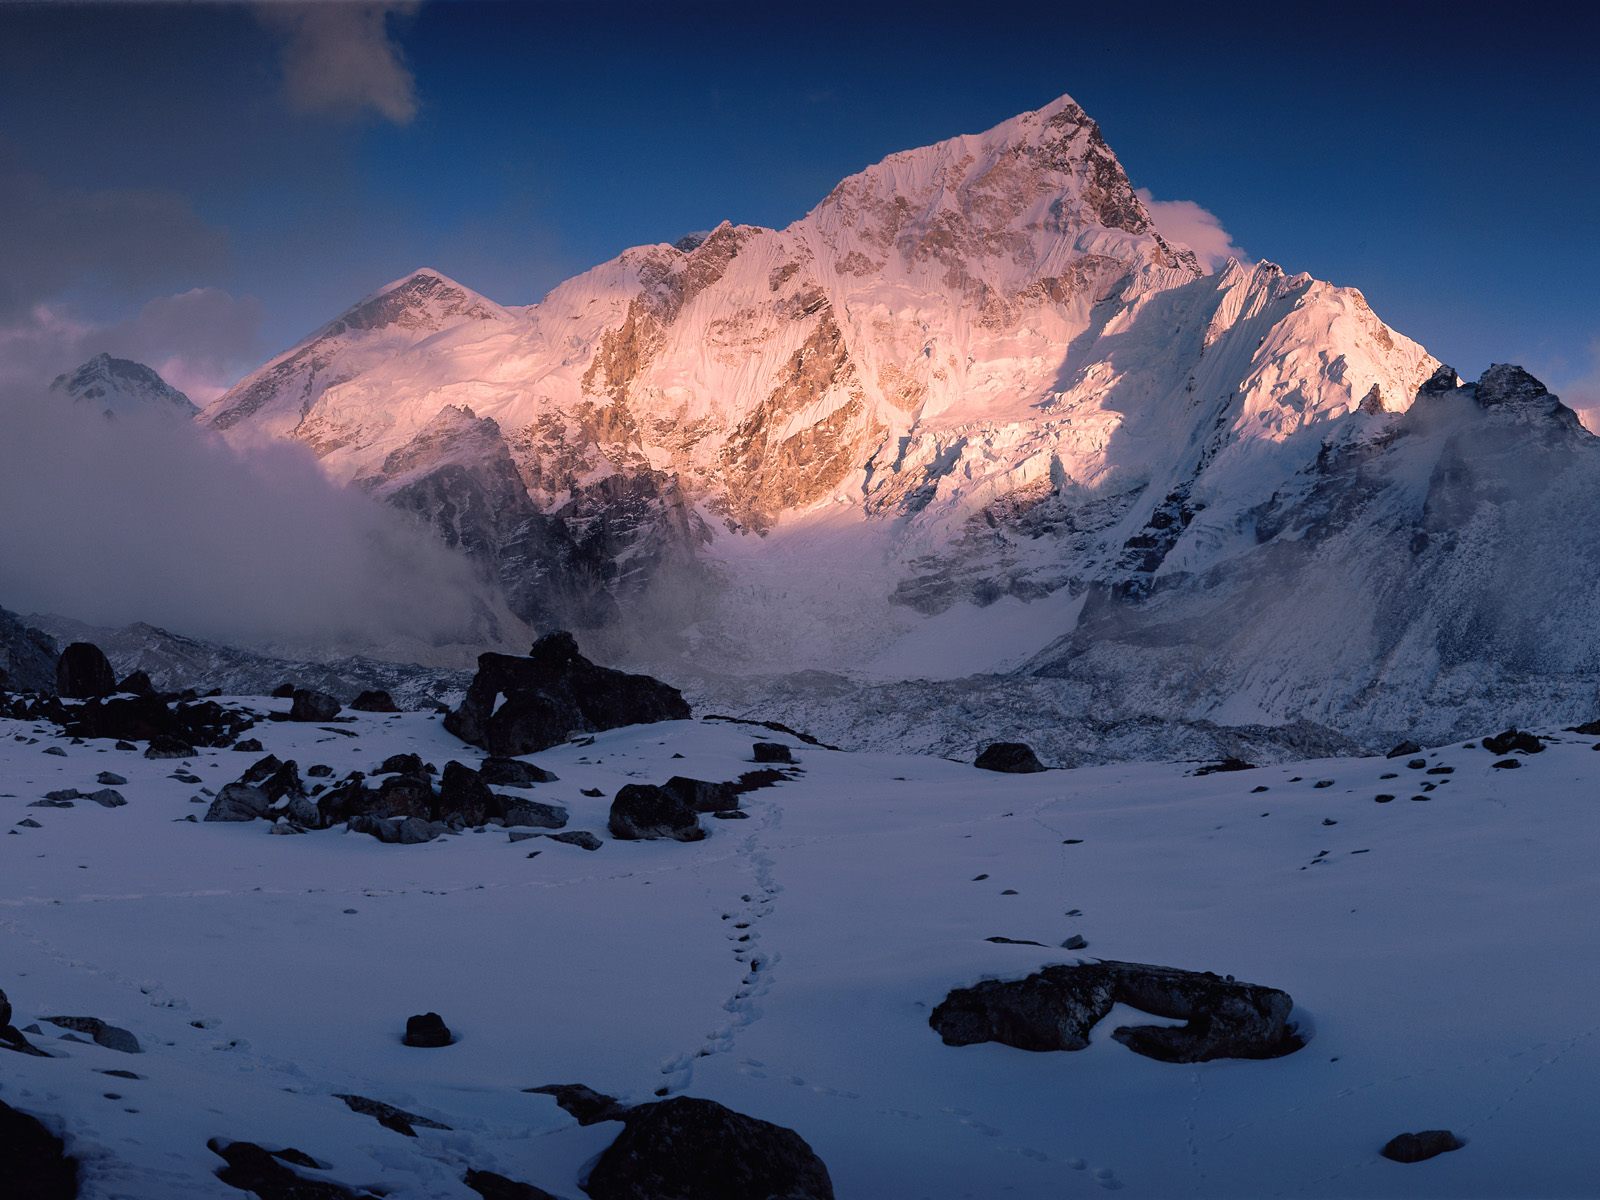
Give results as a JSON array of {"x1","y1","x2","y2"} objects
[{"x1": 189, "y1": 93, "x2": 1596, "y2": 758}]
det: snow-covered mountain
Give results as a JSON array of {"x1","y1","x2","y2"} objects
[
  {"x1": 195, "y1": 93, "x2": 1596, "y2": 755},
  {"x1": 50, "y1": 353, "x2": 198, "y2": 419}
]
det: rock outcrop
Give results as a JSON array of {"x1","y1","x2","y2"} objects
[
  {"x1": 445, "y1": 632, "x2": 689, "y2": 756},
  {"x1": 930, "y1": 960, "x2": 1304, "y2": 1062}
]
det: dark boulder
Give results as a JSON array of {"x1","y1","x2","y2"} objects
[
  {"x1": 585, "y1": 1095, "x2": 833, "y2": 1200},
  {"x1": 209, "y1": 1139, "x2": 365, "y2": 1199},
  {"x1": 144, "y1": 734, "x2": 196, "y2": 759},
  {"x1": 234, "y1": 738, "x2": 264, "y2": 753},
  {"x1": 662, "y1": 776, "x2": 740, "y2": 814},
  {"x1": 524, "y1": 1083, "x2": 628, "y2": 1126},
  {"x1": 350, "y1": 689, "x2": 400, "y2": 713},
  {"x1": 116, "y1": 670, "x2": 155, "y2": 697},
  {"x1": 68, "y1": 694, "x2": 179, "y2": 742},
  {"x1": 42, "y1": 1015, "x2": 140, "y2": 1053},
  {"x1": 751, "y1": 742, "x2": 794, "y2": 764},
  {"x1": 56, "y1": 642, "x2": 116, "y2": 699},
  {"x1": 205, "y1": 783, "x2": 272, "y2": 823},
  {"x1": 1481, "y1": 728, "x2": 1543, "y2": 755},
  {"x1": 1567, "y1": 719, "x2": 1600, "y2": 735},
  {"x1": 270, "y1": 683, "x2": 297, "y2": 698},
  {"x1": 439, "y1": 761, "x2": 498, "y2": 825},
  {"x1": 1386, "y1": 739, "x2": 1423, "y2": 758},
  {"x1": 1381, "y1": 1130, "x2": 1464, "y2": 1163},
  {"x1": 608, "y1": 784, "x2": 705, "y2": 842},
  {"x1": 348, "y1": 814, "x2": 440, "y2": 844},
  {"x1": 480, "y1": 757, "x2": 558, "y2": 786},
  {"x1": 289, "y1": 689, "x2": 341, "y2": 722},
  {"x1": 929, "y1": 960, "x2": 1303, "y2": 1063},
  {"x1": 445, "y1": 631, "x2": 690, "y2": 756},
  {"x1": 464, "y1": 1168, "x2": 562, "y2": 1200},
  {"x1": 1, "y1": 987, "x2": 49, "y2": 1057},
  {"x1": 375, "y1": 752, "x2": 426, "y2": 776},
  {"x1": 503, "y1": 799, "x2": 569, "y2": 830},
  {"x1": 0, "y1": 1099, "x2": 78, "y2": 1199},
  {"x1": 403, "y1": 1011, "x2": 453, "y2": 1047},
  {"x1": 541, "y1": 829, "x2": 599, "y2": 850},
  {"x1": 1192, "y1": 756, "x2": 1255, "y2": 775},
  {"x1": 974, "y1": 742, "x2": 1046, "y2": 773}
]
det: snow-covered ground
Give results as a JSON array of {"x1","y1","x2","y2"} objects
[{"x1": 2, "y1": 702, "x2": 1596, "y2": 1197}]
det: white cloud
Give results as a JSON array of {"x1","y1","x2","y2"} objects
[
  {"x1": 0, "y1": 289, "x2": 264, "y2": 404},
  {"x1": 258, "y1": 2, "x2": 420, "y2": 125},
  {"x1": 1135, "y1": 187, "x2": 1248, "y2": 272}
]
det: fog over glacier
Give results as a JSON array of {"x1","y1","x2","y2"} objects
[{"x1": 0, "y1": 385, "x2": 514, "y2": 655}]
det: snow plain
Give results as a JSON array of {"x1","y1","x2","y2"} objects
[{"x1": 2, "y1": 701, "x2": 1596, "y2": 1198}]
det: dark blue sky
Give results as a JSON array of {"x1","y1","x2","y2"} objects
[{"x1": 2, "y1": 0, "x2": 1596, "y2": 407}]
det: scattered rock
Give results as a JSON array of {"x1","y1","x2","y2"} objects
[
  {"x1": 1380, "y1": 1130, "x2": 1464, "y2": 1163},
  {"x1": 1490, "y1": 758, "x2": 1521, "y2": 770},
  {"x1": 445, "y1": 631, "x2": 690, "y2": 756},
  {"x1": 0, "y1": 1098, "x2": 78, "y2": 1199},
  {"x1": 270, "y1": 683, "x2": 297, "y2": 699},
  {"x1": 43, "y1": 746, "x2": 67, "y2": 757},
  {"x1": 1386, "y1": 740, "x2": 1423, "y2": 758},
  {"x1": 96, "y1": 771, "x2": 127, "y2": 786},
  {"x1": 502, "y1": 798, "x2": 569, "y2": 829},
  {"x1": 87, "y1": 788, "x2": 126, "y2": 808},
  {"x1": 524, "y1": 1082, "x2": 628, "y2": 1125},
  {"x1": 307, "y1": 764, "x2": 333, "y2": 777},
  {"x1": 584, "y1": 1095, "x2": 834, "y2": 1200},
  {"x1": 334, "y1": 1093, "x2": 450, "y2": 1137},
  {"x1": 480, "y1": 757, "x2": 559, "y2": 786},
  {"x1": 1062, "y1": 934, "x2": 1089, "y2": 950},
  {"x1": 210, "y1": 1138, "x2": 368, "y2": 1198},
  {"x1": 376, "y1": 752, "x2": 426, "y2": 775},
  {"x1": 1481, "y1": 728, "x2": 1543, "y2": 755},
  {"x1": 608, "y1": 784, "x2": 705, "y2": 842},
  {"x1": 43, "y1": 1015, "x2": 141, "y2": 1053},
  {"x1": 116, "y1": 670, "x2": 155, "y2": 696},
  {"x1": 56, "y1": 642, "x2": 116, "y2": 699},
  {"x1": 1406, "y1": 758, "x2": 1427, "y2": 769},
  {"x1": 751, "y1": 742, "x2": 794, "y2": 764},
  {"x1": 205, "y1": 783, "x2": 272, "y2": 823},
  {"x1": 580, "y1": 787, "x2": 604, "y2": 797},
  {"x1": 234, "y1": 738, "x2": 264, "y2": 753},
  {"x1": 289, "y1": 689, "x2": 341, "y2": 722},
  {"x1": 1193, "y1": 757, "x2": 1255, "y2": 775},
  {"x1": 144, "y1": 734, "x2": 196, "y2": 759},
  {"x1": 348, "y1": 814, "x2": 441, "y2": 844},
  {"x1": 929, "y1": 960, "x2": 1303, "y2": 1062},
  {"x1": 1, "y1": 988, "x2": 49, "y2": 1056},
  {"x1": 403, "y1": 1011, "x2": 453, "y2": 1048},
  {"x1": 973, "y1": 742, "x2": 1046, "y2": 773},
  {"x1": 542, "y1": 830, "x2": 601, "y2": 851},
  {"x1": 1566, "y1": 719, "x2": 1600, "y2": 735},
  {"x1": 350, "y1": 689, "x2": 399, "y2": 713},
  {"x1": 985, "y1": 936, "x2": 1046, "y2": 947},
  {"x1": 662, "y1": 776, "x2": 740, "y2": 813}
]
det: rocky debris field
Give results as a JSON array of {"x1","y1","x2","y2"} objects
[{"x1": 1, "y1": 645, "x2": 1599, "y2": 1196}]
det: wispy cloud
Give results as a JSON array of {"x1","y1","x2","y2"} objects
[
  {"x1": 257, "y1": 2, "x2": 420, "y2": 125},
  {"x1": 1135, "y1": 187, "x2": 1248, "y2": 272}
]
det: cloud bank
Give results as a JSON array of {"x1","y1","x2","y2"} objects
[
  {"x1": 258, "y1": 2, "x2": 420, "y2": 124},
  {"x1": 0, "y1": 383, "x2": 516, "y2": 658},
  {"x1": 1135, "y1": 187, "x2": 1248, "y2": 272}
]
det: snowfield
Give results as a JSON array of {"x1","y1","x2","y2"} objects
[{"x1": 2, "y1": 703, "x2": 1597, "y2": 1197}]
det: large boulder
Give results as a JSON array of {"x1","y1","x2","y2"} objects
[
  {"x1": 446, "y1": 632, "x2": 690, "y2": 756},
  {"x1": 661, "y1": 776, "x2": 740, "y2": 814},
  {"x1": 205, "y1": 783, "x2": 272, "y2": 823},
  {"x1": 974, "y1": 742, "x2": 1047, "y2": 773},
  {"x1": 350, "y1": 689, "x2": 399, "y2": 713},
  {"x1": 55, "y1": 641, "x2": 116, "y2": 699},
  {"x1": 930, "y1": 960, "x2": 1303, "y2": 1063},
  {"x1": 1380, "y1": 1130, "x2": 1464, "y2": 1163},
  {"x1": 584, "y1": 1096, "x2": 834, "y2": 1200},
  {"x1": 289, "y1": 688, "x2": 342, "y2": 722},
  {"x1": 480, "y1": 757, "x2": 558, "y2": 786},
  {"x1": 608, "y1": 784, "x2": 705, "y2": 842},
  {"x1": 0, "y1": 1099, "x2": 78, "y2": 1199},
  {"x1": 439, "y1": 761, "x2": 498, "y2": 826}
]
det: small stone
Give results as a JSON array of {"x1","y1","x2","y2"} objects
[
  {"x1": 1490, "y1": 758, "x2": 1521, "y2": 770},
  {"x1": 96, "y1": 772, "x2": 127, "y2": 786},
  {"x1": 1062, "y1": 934, "x2": 1088, "y2": 950},
  {"x1": 1374, "y1": 794, "x2": 1395, "y2": 803},
  {"x1": 1406, "y1": 759, "x2": 1427, "y2": 769}
]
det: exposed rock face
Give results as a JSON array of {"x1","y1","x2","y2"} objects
[
  {"x1": 608, "y1": 784, "x2": 706, "y2": 842},
  {"x1": 929, "y1": 960, "x2": 1304, "y2": 1062},
  {"x1": 0, "y1": 1099, "x2": 78, "y2": 1199},
  {"x1": 0, "y1": 606, "x2": 58, "y2": 693},
  {"x1": 56, "y1": 642, "x2": 116, "y2": 699},
  {"x1": 445, "y1": 632, "x2": 690, "y2": 756},
  {"x1": 584, "y1": 1096, "x2": 834, "y2": 1200},
  {"x1": 974, "y1": 742, "x2": 1047, "y2": 773}
]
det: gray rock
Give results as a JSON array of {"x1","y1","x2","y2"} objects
[
  {"x1": 334, "y1": 1092, "x2": 451, "y2": 1137},
  {"x1": 608, "y1": 784, "x2": 705, "y2": 842},
  {"x1": 541, "y1": 830, "x2": 601, "y2": 851},
  {"x1": 522, "y1": 1082, "x2": 627, "y2": 1125},
  {"x1": 502, "y1": 798, "x2": 568, "y2": 829},
  {"x1": 44, "y1": 1015, "x2": 141, "y2": 1053},
  {"x1": 205, "y1": 783, "x2": 271, "y2": 822},
  {"x1": 88, "y1": 788, "x2": 126, "y2": 808},
  {"x1": 480, "y1": 756, "x2": 558, "y2": 786},
  {"x1": 1381, "y1": 1130, "x2": 1464, "y2": 1163},
  {"x1": 929, "y1": 960, "x2": 1303, "y2": 1063},
  {"x1": 974, "y1": 742, "x2": 1046, "y2": 773},
  {"x1": 288, "y1": 689, "x2": 341, "y2": 722},
  {"x1": 96, "y1": 772, "x2": 127, "y2": 786}
]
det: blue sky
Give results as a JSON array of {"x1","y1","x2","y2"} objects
[{"x1": 2, "y1": 0, "x2": 1596, "y2": 409}]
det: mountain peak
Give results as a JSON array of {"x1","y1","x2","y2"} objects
[{"x1": 49, "y1": 354, "x2": 197, "y2": 419}]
